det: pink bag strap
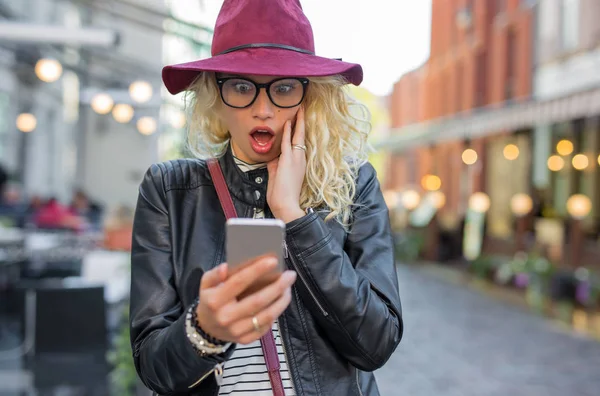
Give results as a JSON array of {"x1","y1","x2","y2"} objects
[{"x1": 207, "y1": 158, "x2": 285, "y2": 396}]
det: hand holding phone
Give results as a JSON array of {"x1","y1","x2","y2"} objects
[
  {"x1": 226, "y1": 218, "x2": 286, "y2": 298},
  {"x1": 194, "y1": 218, "x2": 297, "y2": 344}
]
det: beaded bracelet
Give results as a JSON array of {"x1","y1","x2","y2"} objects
[
  {"x1": 185, "y1": 302, "x2": 231, "y2": 356},
  {"x1": 190, "y1": 298, "x2": 228, "y2": 346}
]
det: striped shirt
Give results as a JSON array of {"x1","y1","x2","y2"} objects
[{"x1": 217, "y1": 152, "x2": 295, "y2": 395}]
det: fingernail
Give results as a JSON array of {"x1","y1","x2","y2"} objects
[
  {"x1": 266, "y1": 257, "x2": 278, "y2": 266},
  {"x1": 283, "y1": 271, "x2": 297, "y2": 282}
]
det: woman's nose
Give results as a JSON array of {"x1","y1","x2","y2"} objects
[{"x1": 252, "y1": 89, "x2": 274, "y2": 119}]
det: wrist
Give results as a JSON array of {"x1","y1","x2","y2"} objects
[
  {"x1": 278, "y1": 207, "x2": 305, "y2": 223},
  {"x1": 186, "y1": 303, "x2": 231, "y2": 356},
  {"x1": 192, "y1": 300, "x2": 227, "y2": 346}
]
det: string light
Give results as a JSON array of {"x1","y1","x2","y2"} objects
[
  {"x1": 16, "y1": 113, "x2": 37, "y2": 132},
  {"x1": 35, "y1": 58, "x2": 63, "y2": 83},
  {"x1": 503, "y1": 144, "x2": 520, "y2": 160},
  {"x1": 462, "y1": 148, "x2": 478, "y2": 165},
  {"x1": 572, "y1": 154, "x2": 589, "y2": 170},
  {"x1": 547, "y1": 155, "x2": 564, "y2": 172},
  {"x1": 112, "y1": 104, "x2": 134, "y2": 123},
  {"x1": 469, "y1": 192, "x2": 491, "y2": 213},
  {"x1": 137, "y1": 117, "x2": 157, "y2": 135},
  {"x1": 556, "y1": 139, "x2": 574, "y2": 156},
  {"x1": 421, "y1": 174, "x2": 442, "y2": 191},
  {"x1": 91, "y1": 93, "x2": 114, "y2": 115},
  {"x1": 129, "y1": 81, "x2": 153, "y2": 103}
]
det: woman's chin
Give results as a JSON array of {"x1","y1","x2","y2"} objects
[{"x1": 238, "y1": 147, "x2": 280, "y2": 164}]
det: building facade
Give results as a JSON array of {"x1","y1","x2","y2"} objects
[
  {"x1": 383, "y1": 0, "x2": 600, "y2": 266},
  {"x1": 0, "y1": 0, "x2": 212, "y2": 209},
  {"x1": 387, "y1": 0, "x2": 534, "y2": 236}
]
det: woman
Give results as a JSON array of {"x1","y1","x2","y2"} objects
[{"x1": 130, "y1": 1, "x2": 403, "y2": 395}]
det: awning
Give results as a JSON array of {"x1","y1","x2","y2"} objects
[{"x1": 373, "y1": 85, "x2": 600, "y2": 152}]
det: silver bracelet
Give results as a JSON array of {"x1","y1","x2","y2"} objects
[{"x1": 185, "y1": 305, "x2": 231, "y2": 356}]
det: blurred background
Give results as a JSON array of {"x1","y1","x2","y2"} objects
[{"x1": 1, "y1": 0, "x2": 600, "y2": 395}]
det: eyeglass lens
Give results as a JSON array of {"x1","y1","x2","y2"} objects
[{"x1": 221, "y1": 78, "x2": 305, "y2": 108}]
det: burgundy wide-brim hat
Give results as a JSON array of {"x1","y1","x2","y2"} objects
[{"x1": 162, "y1": 0, "x2": 363, "y2": 95}]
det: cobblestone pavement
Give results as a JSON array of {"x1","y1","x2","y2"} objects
[{"x1": 374, "y1": 264, "x2": 600, "y2": 396}]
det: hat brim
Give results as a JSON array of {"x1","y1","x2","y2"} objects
[{"x1": 162, "y1": 47, "x2": 363, "y2": 95}]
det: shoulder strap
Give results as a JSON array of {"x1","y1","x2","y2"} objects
[
  {"x1": 206, "y1": 158, "x2": 285, "y2": 396},
  {"x1": 207, "y1": 158, "x2": 238, "y2": 219}
]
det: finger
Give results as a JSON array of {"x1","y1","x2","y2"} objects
[
  {"x1": 214, "y1": 255, "x2": 278, "y2": 304},
  {"x1": 291, "y1": 106, "x2": 305, "y2": 147},
  {"x1": 216, "y1": 271, "x2": 296, "y2": 326},
  {"x1": 200, "y1": 263, "x2": 228, "y2": 290},
  {"x1": 280, "y1": 120, "x2": 292, "y2": 156},
  {"x1": 233, "y1": 288, "x2": 292, "y2": 343}
]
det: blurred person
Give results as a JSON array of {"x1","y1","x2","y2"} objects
[
  {"x1": 34, "y1": 197, "x2": 84, "y2": 231},
  {"x1": 69, "y1": 189, "x2": 103, "y2": 228},
  {"x1": 0, "y1": 181, "x2": 27, "y2": 228},
  {"x1": 129, "y1": 1, "x2": 403, "y2": 395}
]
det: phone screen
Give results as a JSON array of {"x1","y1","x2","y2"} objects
[{"x1": 225, "y1": 218, "x2": 286, "y2": 296}]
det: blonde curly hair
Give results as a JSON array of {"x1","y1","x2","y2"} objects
[{"x1": 185, "y1": 72, "x2": 371, "y2": 227}]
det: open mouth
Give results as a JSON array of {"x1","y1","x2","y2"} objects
[{"x1": 250, "y1": 128, "x2": 275, "y2": 146}]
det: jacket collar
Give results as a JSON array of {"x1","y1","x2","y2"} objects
[{"x1": 217, "y1": 143, "x2": 269, "y2": 209}]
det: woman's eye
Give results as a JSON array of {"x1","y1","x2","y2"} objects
[
  {"x1": 274, "y1": 84, "x2": 294, "y2": 94},
  {"x1": 234, "y1": 83, "x2": 253, "y2": 93}
]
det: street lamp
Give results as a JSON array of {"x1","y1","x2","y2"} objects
[
  {"x1": 566, "y1": 194, "x2": 592, "y2": 268},
  {"x1": 137, "y1": 117, "x2": 157, "y2": 135},
  {"x1": 16, "y1": 113, "x2": 37, "y2": 132},
  {"x1": 129, "y1": 81, "x2": 153, "y2": 103},
  {"x1": 91, "y1": 93, "x2": 114, "y2": 115},
  {"x1": 510, "y1": 193, "x2": 533, "y2": 252},
  {"x1": 112, "y1": 104, "x2": 134, "y2": 123},
  {"x1": 34, "y1": 58, "x2": 63, "y2": 83}
]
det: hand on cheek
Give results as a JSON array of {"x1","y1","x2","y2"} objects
[{"x1": 266, "y1": 107, "x2": 307, "y2": 223}]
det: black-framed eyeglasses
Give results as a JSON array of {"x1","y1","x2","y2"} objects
[{"x1": 216, "y1": 76, "x2": 309, "y2": 109}]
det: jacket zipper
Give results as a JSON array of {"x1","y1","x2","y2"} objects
[
  {"x1": 283, "y1": 240, "x2": 328, "y2": 317},
  {"x1": 187, "y1": 363, "x2": 224, "y2": 390},
  {"x1": 277, "y1": 318, "x2": 298, "y2": 395}
]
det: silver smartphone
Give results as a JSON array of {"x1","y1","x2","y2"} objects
[{"x1": 226, "y1": 218, "x2": 286, "y2": 296}]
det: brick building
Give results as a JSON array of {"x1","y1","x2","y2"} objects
[
  {"x1": 383, "y1": 0, "x2": 600, "y2": 267},
  {"x1": 387, "y1": 0, "x2": 534, "y2": 235}
]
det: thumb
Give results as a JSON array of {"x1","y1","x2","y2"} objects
[{"x1": 200, "y1": 263, "x2": 228, "y2": 290}]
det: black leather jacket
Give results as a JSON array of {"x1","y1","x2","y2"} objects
[{"x1": 130, "y1": 146, "x2": 403, "y2": 395}]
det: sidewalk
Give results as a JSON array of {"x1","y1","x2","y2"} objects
[{"x1": 374, "y1": 263, "x2": 600, "y2": 396}]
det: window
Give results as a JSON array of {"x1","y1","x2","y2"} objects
[
  {"x1": 561, "y1": 0, "x2": 580, "y2": 50},
  {"x1": 505, "y1": 31, "x2": 516, "y2": 101},
  {"x1": 456, "y1": 62, "x2": 463, "y2": 112},
  {"x1": 475, "y1": 52, "x2": 487, "y2": 107}
]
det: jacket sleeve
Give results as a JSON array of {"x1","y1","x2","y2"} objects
[
  {"x1": 284, "y1": 162, "x2": 403, "y2": 372},
  {"x1": 129, "y1": 164, "x2": 234, "y2": 395}
]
